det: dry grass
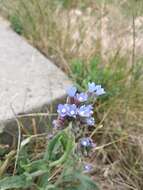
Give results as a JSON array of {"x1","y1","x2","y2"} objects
[
  {"x1": 1, "y1": 0, "x2": 143, "y2": 72},
  {"x1": 70, "y1": 55, "x2": 143, "y2": 189},
  {"x1": 0, "y1": 0, "x2": 101, "y2": 72},
  {"x1": 90, "y1": 74, "x2": 143, "y2": 189}
]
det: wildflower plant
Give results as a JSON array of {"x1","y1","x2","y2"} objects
[
  {"x1": 55, "y1": 82, "x2": 105, "y2": 127},
  {"x1": 53, "y1": 82, "x2": 105, "y2": 166},
  {"x1": 0, "y1": 82, "x2": 104, "y2": 190}
]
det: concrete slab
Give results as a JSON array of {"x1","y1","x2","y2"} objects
[{"x1": 0, "y1": 17, "x2": 71, "y2": 124}]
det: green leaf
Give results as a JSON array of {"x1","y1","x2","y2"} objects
[
  {"x1": 10, "y1": 14, "x2": 23, "y2": 35},
  {"x1": 21, "y1": 159, "x2": 48, "y2": 173},
  {"x1": 75, "y1": 173, "x2": 99, "y2": 190},
  {"x1": 60, "y1": 172, "x2": 99, "y2": 190},
  {"x1": 44, "y1": 130, "x2": 74, "y2": 167},
  {"x1": 44, "y1": 132, "x2": 64, "y2": 161},
  {"x1": 55, "y1": 170, "x2": 100, "y2": 190},
  {"x1": 0, "y1": 174, "x2": 32, "y2": 190},
  {"x1": 38, "y1": 130, "x2": 75, "y2": 189}
]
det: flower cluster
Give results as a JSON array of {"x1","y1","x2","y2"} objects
[
  {"x1": 54, "y1": 82, "x2": 105, "y2": 126},
  {"x1": 53, "y1": 82, "x2": 105, "y2": 163},
  {"x1": 54, "y1": 82, "x2": 104, "y2": 128}
]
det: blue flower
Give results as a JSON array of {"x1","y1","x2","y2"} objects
[
  {"x1": 84, "y1": 163, "x2": 93, "y2": 172},
  {"x1": 76, "y1": 92, "x2": 88, "y2": 102},
  {"x1": 80, "y1": 137, "x2": 93, "y2": 147},
  {"x1": 57, "y1": 104, "x2": 68, "y2": 117},
  {"x1": 57, "y1": 104, "x2": 78, "y2": 118},
  {"x1": 88, "y1": 82, "x2": 97, "y2": 93},
  {"x1": 86, "y1": 117, "x2": 95, "y2": 126},
  {"x1": 95, "y1": 85, "x2": 105, "y2": 96},
  {"x1": 67, "y1": 86, "x2": 77, "y2": 97},
  {"x1": 78, "y1": 105, "x2": 93, "y2": 117},
  {"x1": 67, "y1": 104, "x2": 77, "y2": 117}
]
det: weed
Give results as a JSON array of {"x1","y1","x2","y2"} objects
[
  {"x1": 10, "y1": 14, "x2": 23, "y2": 34},
  {"x1": 0, "y1": 83, "x2": 104, "y2": 190}
]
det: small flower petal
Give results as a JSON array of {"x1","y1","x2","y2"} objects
[
  {"x1": 80, "y1": 137, "x2": 93, "y2": 147},
  {"x1": 95, "y1": 87, "x2": 105, "y2": 96},
  {"x1": 76, "y1": 92, "x2": 88, "y2": 102},
  {"x1": 67, "y1": 104, "x2": 77, "y2": 117},
  {"x1": 84, "y1": 163, "x2": 93, "y2": 172},
  {"x1": 78, "y1": 105, "x2": 93, "y2": 117},
  {"x1": 57, "y1": 104, "x2": 68, "y2": 117},
  {"x1": 86, "y1": 117, "x2": 95, "y2": 126},
  {"x1": 67, "y1": 86, "x2": 77, "y2": 97},
  {"x1": 88, "y1": 82, "x2": 97, "y2": 93}
]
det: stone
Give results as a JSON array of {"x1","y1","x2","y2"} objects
[{"x1": 0, "y1": 17, "x2": 71, "y2": 125}]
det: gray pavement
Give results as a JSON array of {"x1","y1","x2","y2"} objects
[{"x1": 0, "y1": 17, "x2": 71, "y2": 124}]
